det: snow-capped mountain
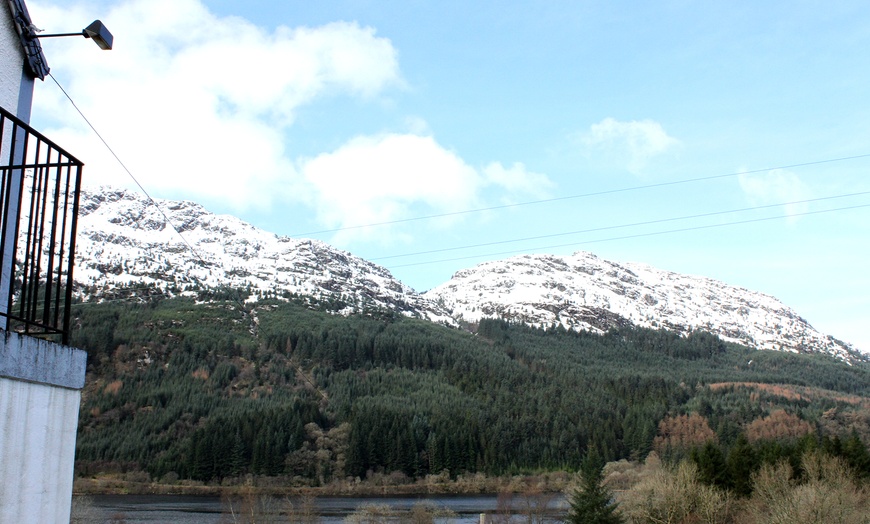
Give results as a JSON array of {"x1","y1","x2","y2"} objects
[
  {"x1": 424, "y1": 252, "x2": 859, "y2": 361},
  {"x1": 73, "y1": 188, "x2": 453, "y2": 323},
  {"x1": 70, "y1": 187, "x2": 862, "y2": 361}
]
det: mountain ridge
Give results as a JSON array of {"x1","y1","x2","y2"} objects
[
  {"x1": 74, "y1": 187, "x2": 454, "y2": 324},
  {"x1": 68, "y1": 186, "x2": 863, "y2": 361},
  {"x1": 425, "y1": 252, "x2": 857, "y2": 360}
]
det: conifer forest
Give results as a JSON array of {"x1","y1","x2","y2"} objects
[{"x1": 70, "y1": 291, "x2": 870, "y2": 499}]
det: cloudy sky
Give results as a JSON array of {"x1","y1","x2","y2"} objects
[{"x1": 28, "y1": 0, "x2": 870, "y2": 352}]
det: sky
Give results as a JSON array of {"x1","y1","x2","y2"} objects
[{"x1": 27, "y1": 0, "x2": 870, "y2": 353}]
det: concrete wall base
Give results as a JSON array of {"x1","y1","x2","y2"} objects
[{"x1": 0, "y1": 330, "x2": 87, "y2": 524}]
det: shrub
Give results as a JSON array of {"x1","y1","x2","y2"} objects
[
  {"x1": 618, "y1": 461, "x2": 732, "y2": 524},
  {"x1": 742, "y1": 451, "x2": 870, "y2": 524}
]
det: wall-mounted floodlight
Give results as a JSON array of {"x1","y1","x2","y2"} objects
[{"x1": 34, "y1": 20, "x2": 113, "y2": 50}]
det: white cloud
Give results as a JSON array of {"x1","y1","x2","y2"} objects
[
  {"x1": 301, "y1": 134, "x2": 478, "y2": 228},
  {"x1": 483, "y1": 162, "x2": 553, "y2": 201},
  {"x1": 299, "y1": 134, "x2": 552, "y2": 243},
  {"x1": 300, "y1": 134, "x2": 553, "y2": 244},
  {"x1": 28, "y1": 0, "x2": 552, "y2": 241},
  {"x1": 403, "y1": 116, "x2": 431, "y2": 135},
  {"x1": 28, "y1": 0, "x2": 401, "y2": 210},
  {"x1": 738, "y1": 168, "x2": 812, "y2": 221},
  {"x1": 581, "y1": 117, "x2": 680, "y2": 174}
]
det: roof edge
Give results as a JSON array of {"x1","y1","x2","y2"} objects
[{"x1": 6, "y1": 0, "x2": 49, "y2": 80}]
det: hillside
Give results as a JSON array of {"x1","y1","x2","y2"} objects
[
  {"x1": 70, "y1": 187, "x2": 863, "y2": 362},
  {"x1": 73, "y1": 188, "x2": 453, "y2": 323},
  {"x1": 70, "y1": 295, "x2": 870, "y2": 487},
  {"x1": 426, "y1": 252, "x2": 858, "y2": 360}
]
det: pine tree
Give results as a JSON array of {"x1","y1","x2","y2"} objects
[
  {"x1": 841, "y1": 431, "x2": 870, "y2": 479},
  {"x1": 230, "y1": 429, "x2": 246, "y2": 476},
  {"x1": 725, "y1": 433, "x2": 756, "y2": 496},
  {"x1": 566, "y1": 450, "x2": 623, "y2": 524},
  {"x1": 692, "y1": 440, "x2": 727, "y2": 488}
]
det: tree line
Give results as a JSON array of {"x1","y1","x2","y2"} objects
[{"x1": 70, "y1": 294, "x2": 870, "y2": 486}]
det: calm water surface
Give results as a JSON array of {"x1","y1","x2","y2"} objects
[{"x1": 80, "y1": 494, "x2": 567, "y2": 523}]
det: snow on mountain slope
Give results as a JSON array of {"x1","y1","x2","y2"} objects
[
  {"x1": 74, "y1": 188, "x2": 453, "y2": 323},
  {"x1": 71, "y1": 187, "x2": 861, "y2": 361},
  {"x1": 423, "y1": 252, "x2": 860, "y2": 361}
]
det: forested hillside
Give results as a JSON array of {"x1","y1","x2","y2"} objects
[{"x1": 70, "y1": 293, "x2": 870, "y2": 488}]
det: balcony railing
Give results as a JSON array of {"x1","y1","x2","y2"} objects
[{"x1": 0, "y1": 105, "x2": 83, "y2": 344}]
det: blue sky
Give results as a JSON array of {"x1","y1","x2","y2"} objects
[{"x1": 28, "y1": 0, "x2": 870, "y2": 352}]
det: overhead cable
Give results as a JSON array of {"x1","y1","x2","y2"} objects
[
  {"x1": 387, "y1": 203, "x2": 870, "y2": 269},
  {"x1": 372, "y1": 191, "x2": 870, "y2": 261},
  {"x1": 292, "y1": 153, "x2": 870, "y2": 237}
]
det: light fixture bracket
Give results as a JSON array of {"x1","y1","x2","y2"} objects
[{"x1": 34, "y1": 20, "x2": 113, "y2": 50}]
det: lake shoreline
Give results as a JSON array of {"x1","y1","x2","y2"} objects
[{"x1": 73, "y1": 470, "x2": 576, "y2": 498}]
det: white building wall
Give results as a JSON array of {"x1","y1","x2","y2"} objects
[
  {"x1": 0, "y1": 4, "x2": 25, "y2": 114},
  {"x1": 0, "y1": 378, "x2": 81, "y2": 524},
  {"x1": 0, "y1": 331, "x2": 87, "y2": 524}
]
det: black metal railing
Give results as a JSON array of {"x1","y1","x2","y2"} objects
[{"x1": 0, "y1": 105, "x2": 83, "y2": 344}]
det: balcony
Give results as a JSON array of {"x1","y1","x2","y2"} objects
[{"x1": 0, "y1": 105, "x2": 83, "y2": 344}]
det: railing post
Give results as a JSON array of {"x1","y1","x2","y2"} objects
[{"x1": 0, "y1": 119, "x2": 27, "y2": 331}]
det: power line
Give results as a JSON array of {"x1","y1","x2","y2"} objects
[
  {"x1": 49, "y1": 73, "x2": 209, "y2": 269},
  {"x1": 371, "y1": 191, "x2": 870, "y2": 261},
  {"x1": 291, "y1": 153, "x2": 870, "y2": 237},
  {"x1": 46, "y1": 73, "x2": 870, "y2": 306},
  {"x1": 48, "y1": 73, "x2": 255, "y2": 320},
  {"x1": 387, "y1": 202, "x2": 870, "y2": 269},
  {"x1": 53, "y1": 198, "x2": 870, "y2": 307}
]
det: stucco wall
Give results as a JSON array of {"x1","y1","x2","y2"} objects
[
  {"x1": 0, "y1": 331, "x2": 87, "y2": 524},
  {"x1": 0, "y1": 377, "x2": 82, "y2": 524},
  {"x1": 0, "y1": 4, "x2": 25, "y2": 114}
]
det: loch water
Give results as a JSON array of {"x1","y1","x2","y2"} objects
[{"x1": 76, "y1": 493, "x2": 568, "y2": 523}]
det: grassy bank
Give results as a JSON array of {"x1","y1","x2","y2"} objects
[{"x1": 74, "y1": 470, "x2": 574, "y2": 497}]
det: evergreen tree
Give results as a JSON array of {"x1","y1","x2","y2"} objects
[
  {"x1": 841, "y1": 431, "x2": 870, "y2": 479},
  {"x1": 230, "y1": 430, "x2": 246, "y2": 476},
  {"x1": 565, "y1": 450, "x2": 623, "y2": 524},
  {"x1": 725, "y1": 433, "x2": 756, "y2": 496},
  {"x1": 691, "y1": 440, "x2": 727, "y2": 488}
]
